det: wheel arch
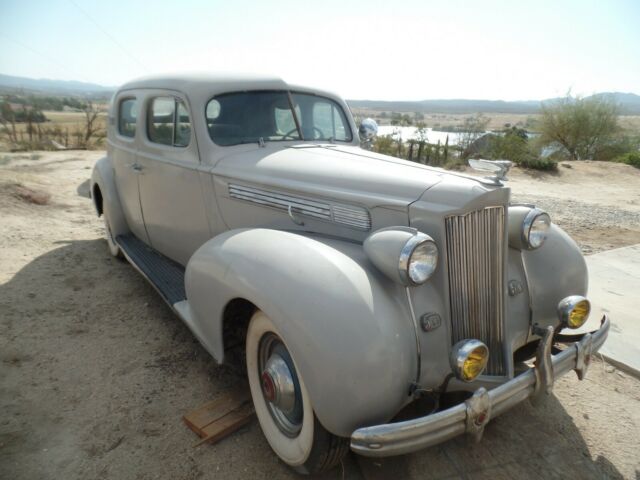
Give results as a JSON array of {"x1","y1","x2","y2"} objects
[
  {"x1": 92, "y1": 183, "x2": 104, "y2": 216},
  {"x1": 90, "y1": 155, "x2": 129, "y2": 237},
  {"x1": 184, "y1": 228, "x2": 417, "y2": 437}
]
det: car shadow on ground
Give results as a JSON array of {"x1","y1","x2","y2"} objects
[
  {"x1": 358, "y1": 392, "x2": 625, "y2": 479},
  {"x1": 0, "y1": 238, "x2": 627, "y2": 480},
  {"x1": 76, "y1": 178, "x2": 91, "y2": 199}
]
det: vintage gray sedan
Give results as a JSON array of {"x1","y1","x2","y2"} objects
[{"x1": 91, "y1": 74, "x2": 609, "y2": 474}]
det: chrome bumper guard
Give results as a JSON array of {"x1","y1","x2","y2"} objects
[{"x1": 350, "y1": 315, "x2": 610, "y2": 457}]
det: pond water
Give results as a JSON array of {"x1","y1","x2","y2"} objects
[{"x1": 376, "y1": 126, "x2": 466, "y2": 145}]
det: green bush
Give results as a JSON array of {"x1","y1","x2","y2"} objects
[
  {"x1": 516, "y1": 157, "x2": 558, "y2": 171},
  {"x1": 478, "y1": 127, "x2": 557, "y2": 171},
  {"x1": 614, "y1": 152, "x2": 640, "y2": 168},
  {"x1": 372, "y1": 134, "x2": 400, "y2": 156},
  {"x1": 487, "y1": 130, "x2": 529, "y2": 164},
  {"x1": 594, "y1": 135, "x2": 640, "y2": 160}
]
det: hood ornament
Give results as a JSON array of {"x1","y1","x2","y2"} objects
[{"x1": 468, "y1": 159, "x2": 513, "y2": 185}]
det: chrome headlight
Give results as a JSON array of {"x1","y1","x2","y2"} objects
[
  {"x1": 364, "y1": 227, "x2": 438, "y2": 286},
  {"x1": 399, "y1": 233, "x2": 438, "y2": 285},
  {"x1": 523, "y1": 208, "x2": 551, "y2": 249},
  {"x1": 450, "y1": 339, "x2": 489, "y2": 382},
  {"x1": 558, "y1": 295, "x2": 591, "y2": 329},
  {"x1": 508, "y1": 206, "x2": 551, "y2": 250}
]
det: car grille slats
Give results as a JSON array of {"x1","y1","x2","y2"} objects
[{"x1": 445, "y1": 206, "x2": 506, "y2": 376}]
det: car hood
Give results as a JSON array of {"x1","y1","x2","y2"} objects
[{"x1": 213, "y1": 144, "x2": 485, "y2": 209}]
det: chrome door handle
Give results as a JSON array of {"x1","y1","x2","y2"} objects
[{"x1": 288, "y1": 204, "x2": 304, "y2": 226}]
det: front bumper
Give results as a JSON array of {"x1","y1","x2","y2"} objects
[{"x1": 350, "y1": 315, "x2": 610, "y2": 457}]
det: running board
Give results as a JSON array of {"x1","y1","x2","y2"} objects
[{"x1": 116, "y1": 234, "x2": 186, "y2": 305}]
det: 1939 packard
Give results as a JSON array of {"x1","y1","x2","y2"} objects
[{"x1": 91, "y1": 74, "x2": 609, "y2": 474}]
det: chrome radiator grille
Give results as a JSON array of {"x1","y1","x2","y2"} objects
[{"x1": 445, "y1": 206, "x2": 506, "y2": 375}]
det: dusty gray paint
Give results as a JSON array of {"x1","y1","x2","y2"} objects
[{"x1": 93, "y1": 74, "x2": 592, "y2": 438}]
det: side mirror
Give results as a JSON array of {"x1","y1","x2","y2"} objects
[
  {"x1": 358, "y1": 118, "x2": 378, "y2": 141},
  {"x1": 359, "y1": 118, "x2": 378, "y2": 150}
]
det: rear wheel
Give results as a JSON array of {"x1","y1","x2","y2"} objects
[{"x1": 246, "y1": 310, "x2": 348, "y2": 474}]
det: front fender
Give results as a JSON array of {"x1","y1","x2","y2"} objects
[
  {"x1": 522, "y1": 223, "x2": 588, "y2": 329},
  {"x1": 184, "y1": 228, "x2": 416, "y2": 437},
  {"x1": 91, "y1": 156, "x2": 128, "y2": 237}
]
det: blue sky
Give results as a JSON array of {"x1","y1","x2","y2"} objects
[{"x1": 0, "y1": 0, "x2": 638, "y2": 100}]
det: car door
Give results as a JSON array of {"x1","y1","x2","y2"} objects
[
  {"x1": 111, "y1": 93, "x2": 150, "y2": 243},
  {"x1": 136, "y1": 90, "x2": 212, "y2": 265}
]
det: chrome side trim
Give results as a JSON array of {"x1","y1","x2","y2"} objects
[
  {"x1": 229, "y1": 184, "x2": 331, "y2": 219},
  {"x1": 331, "y1": 204, "x2": 372, "y2": 230},
  {"x1": 350, "y1": 315, "x2": 610, "y2": 457},
  {"x1": 405, "y1": 288, "x2": 422, "y2": 386},
  {"x1": 228, "y1": 184, "x2": 371, "y2": 230}
]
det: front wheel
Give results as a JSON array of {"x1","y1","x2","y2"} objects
[{"x1": 246, "y1": 310, "x2": 348, "y2": 474}]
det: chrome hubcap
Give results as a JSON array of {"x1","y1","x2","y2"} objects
[
  {"x1": 258, "y1": 333, "x2": 303, "y2": 437},
  {"x1": 261, "y1": 354, "x2": 296, "y2": 412}
]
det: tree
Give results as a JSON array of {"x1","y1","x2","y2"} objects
[
  {"x1": 539, "y1": 94, "x2": 620, "y2": 160},
  {"x1": 487, "y1": 129, "x2": 529, "y2": 163},
  {"x1": 457, "y1": 114, "x2": 490, "y2": 158},
  {"x1": 443, "y1": 135, "x2": 449, "y2": 162},
  {"x1": 0, "y1": 101, "x2": 18, "y2": 144},
  {"x1": 81, "y1": 100, "x2": 102, "y2": 146}
]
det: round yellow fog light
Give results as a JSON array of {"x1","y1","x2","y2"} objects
[
  {"x1": 558, "y1": 295, "x2": 591, "y2": 329},
  {"x1": 450, "y1": 340, "x2": 489, "y2": 382}
]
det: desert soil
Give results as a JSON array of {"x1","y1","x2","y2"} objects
[{"x1": 1, "y1": 151, "x2": 639, "y2": 480}]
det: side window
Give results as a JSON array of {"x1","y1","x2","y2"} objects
[
  {"x1": 118, "y1": 98, "x2": 137, "y2": 138},
  {"x1": 148, "y1": 97, "x2": 175, "y2": 145},
  {"x1": 147, "y1": 97, "x2": 191, "y2": 147},
  {"x1": 312, "y1": 101, "x2": 349, "y2": 141},
  {"x1": 175, "y1": 102, "x2": 191, "y2": 147},
  {"x1": 291, "y1": 93, "x2": 352, "y2": 142}
]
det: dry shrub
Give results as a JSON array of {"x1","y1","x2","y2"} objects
[{"x1": 13, "y1": 184, "x2": 51, "y2": 205}]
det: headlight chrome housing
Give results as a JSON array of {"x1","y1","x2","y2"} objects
[
  {"x1": 450, "y1": 339, "x2": 489, "y2": 382},
  {"x1": 558, "y1": 295, "x2": 591, "y2": 329},
  {"x1": 522, "y1": 208, "x2": 551, "y2": 249},
  {"x1": 399, "y1": 233, "x2": 438, "y2": 285},
  {"x1": 508, "y1": 206, "x2": 551, "y2": 250},
  {"x1": 363, "y1": 227, "x2": 438, "y2": 286}
]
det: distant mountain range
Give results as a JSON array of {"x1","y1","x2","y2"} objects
[
  {"x1": 348, "y1": 92, "x2": 640, "y2": 115},
  {"x1": 1, "y1": 73, "x2": 639, "y2": 114},
  {"x1": 0, "y1": 73, "x2": 114, "y2": 97}
]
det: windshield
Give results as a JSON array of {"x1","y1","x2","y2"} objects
[{"x1": 206, "y1": 90, "x2": 352, "y2": 146}]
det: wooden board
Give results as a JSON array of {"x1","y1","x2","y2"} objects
[{"x1": 183, "y1": 388, "x2": 255, "y2": 446}]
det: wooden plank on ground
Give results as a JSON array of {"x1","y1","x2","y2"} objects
[{"x1": 183, "y1": 388, "x2": 255, "y2": 446}]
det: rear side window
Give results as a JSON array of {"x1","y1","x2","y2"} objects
[
  {"x1": 147, "y1": 97, "x2": 191, "y2": 147},
  {"x1": 118, "y1": 98, "x2": 137, "y2": 138}
]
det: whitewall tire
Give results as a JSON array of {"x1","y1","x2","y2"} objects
[{"x1": 246, "y1": 310, "x2": 348, "y2": 474}]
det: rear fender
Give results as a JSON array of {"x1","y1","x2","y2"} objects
[
  {"x1": 185, "y1": 228, "x2": 416, "y2": 437},
  {"x1": 91, "y1": 156, "x2": 128, "y2": 237}
]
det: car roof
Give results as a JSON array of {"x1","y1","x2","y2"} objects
[{"x1": 117, "y1": 73, "x2": 341, "y2": 100}]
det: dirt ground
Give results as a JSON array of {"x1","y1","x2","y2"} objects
[
  {"x1": 1, "y1": 151, "x2": 639, "y2": 480},
  {"x1": 505, "y1": 160, "x2": 640, "y2": 254}
]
